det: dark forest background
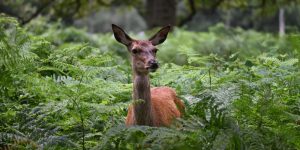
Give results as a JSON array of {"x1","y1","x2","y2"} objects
[{"x1": 1, "y1": 0, "x2": 300, "y2": 33}]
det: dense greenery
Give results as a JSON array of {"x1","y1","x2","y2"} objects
[{"x1": 1, "y1": 16, "x2": 299, "y2": 149}]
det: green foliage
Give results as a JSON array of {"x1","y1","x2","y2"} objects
[
  {"x1": 159, "y1": 23, "x2": 293, "y2": 65},
  {"x1": 1, "y1": 17, "x2": 299, "y2": 149}
]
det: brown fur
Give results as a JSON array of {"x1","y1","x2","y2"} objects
[{"x1": 126, "y1": 87, "x2": 184, "y2": 127}]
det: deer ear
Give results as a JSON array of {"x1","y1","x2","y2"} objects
[
  {"x1": 149, "y1": 25, "x2": 171, "y2": 46},
  {"x1": 112, "y1": 24, "x2": 133, "y2": 46}
]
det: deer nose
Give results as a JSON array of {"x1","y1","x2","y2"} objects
[{"x1": 148, "y1": 60, "x2": 159, "y2": 69}]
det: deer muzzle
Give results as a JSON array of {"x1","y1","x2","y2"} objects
[{"x1": 147, "y1": 60, "x2": 159, "y2": 72}]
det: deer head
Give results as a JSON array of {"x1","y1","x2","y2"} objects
[{"x1": 112, "y1": 24, "x2": 171, "y2": 75}]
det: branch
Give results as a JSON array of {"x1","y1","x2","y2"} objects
[
  {"x1": 0, "y1": 3, "x2": 23, "y2": 21},
  {"x1": 21, "y1": 0, "x2": 55, "y2": 25},
  {"x1": 178, "y1": 0, "x2": 196, "y2": 27},
  {"x1": 0, "y1": 1, "x2": 55, "y2": 25}
]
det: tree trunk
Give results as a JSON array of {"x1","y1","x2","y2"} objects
[
  {"x1": 279, "y1": 8, "x2": 285, "y2": 37},
  {"x1": 145, "y1": 0, "x2": 176, "y2": 28}
]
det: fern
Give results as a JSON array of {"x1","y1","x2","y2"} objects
[{"x1": 0, "y1": 17, "x2": 299, "y2": 149}]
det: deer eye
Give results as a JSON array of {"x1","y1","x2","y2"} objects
[{"x1": 132, "y1": 49, "x2": 139, "y2": 54}]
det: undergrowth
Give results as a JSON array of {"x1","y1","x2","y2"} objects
[{"x1": 0, "y1": 16, "x2": 299, "y2": 149}]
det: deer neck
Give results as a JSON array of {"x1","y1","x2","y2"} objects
[{"x1": 132, "y1": 71, "x2": 153, "y2": 125}]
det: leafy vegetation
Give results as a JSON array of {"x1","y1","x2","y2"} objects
[{"x1": 0, "y1": 16, "x2": 299, "y2": 149}]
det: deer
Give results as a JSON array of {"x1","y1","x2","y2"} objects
[{"x1": 112, "y1": 24, "x2": 185, "y2": 127}]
